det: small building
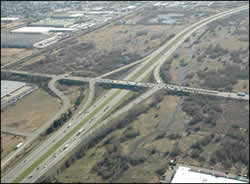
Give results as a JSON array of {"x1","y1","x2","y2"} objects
[
  {"x1": 51, "y1": 13, "x2": 84, "y2": 19},
  {"x1": 127, "y1": 5, "x2": 136, "y2": 10}
]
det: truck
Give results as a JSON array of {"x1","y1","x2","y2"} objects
[
  {"x1": 77, "y1": 128, "x2": 85, "y2": 136},
  {"x1": 63, "y1": 144, "x2": 69, "y2": 150},
  {"x1": 16, "y1": 142, "x2": 23, "y2": 149},
  {"x1": 237, "y1": 92, "x2": 245, "y2": 97}
]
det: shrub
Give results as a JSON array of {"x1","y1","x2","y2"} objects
[
  {"x1": 170, "y1": 143, "x2": 181, "y2": 157},
  {"x1": 167, "y1": 133, "x2": 181, "y2": 140},
  {"x1": 155, "y1": 132, "x2": 166, "y2": 140},
  {"x1": 155, "y1": 164, "x2": 168, "y2": 176},
  {"x1": 200, "y1": 135, "x2": 211, "y2": 146},
  {"x1": 190, "y1": 149, "x2": 200, "y2": 159},
  {"x1": 136, "y1": 30, "x2": 148, "y2": 37}
]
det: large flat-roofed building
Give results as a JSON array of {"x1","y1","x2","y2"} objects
[
  {"x1": 1, "y1": 32, "x2": 52, "y2": 48},
  {"x1": 11, "y1": 26, "x2": 54, "y2": 34},
  {"x1": 170, "y1": 166, "x2": 248, "y2": 183},
  {"x1": 11, "y1": 26, "x2": 75, "y2": 35},
  {"x1": 1, "y1": 80, "x2": 26, "y2": 98},
  {"x1": 1, "y1": 17, "x2": 19, "y2": 23},
  {"x1": 160, "y1": 162, "x2": 248, "y2": 183},
  {"x1": 1, "y1": 80, "x2": 38, "y2": 110}
]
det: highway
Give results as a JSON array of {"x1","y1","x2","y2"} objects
[
  {"x1": 1, "y1": 5, "x2": 249, "y2": 183},
  {"x1": 1, "y1": 74, "x2": 70, "y2": 170}
]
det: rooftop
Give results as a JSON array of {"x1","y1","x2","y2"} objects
[
  {"x1": 1, "y1": 80, "x2": 26, "y2": 98},
  {"x1": 171, "y1": 166, "x2": 247, "y2": 183},
  {"x1": 1, "y1": 17, "x2": 19, "y2": 21},
  {"x1": 11, "y1": 26, "x2": 75, "y2": 34}
]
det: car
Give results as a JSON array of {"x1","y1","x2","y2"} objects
[{"x1": 28, "y1": 175, "x2": 33, "y2": 178}]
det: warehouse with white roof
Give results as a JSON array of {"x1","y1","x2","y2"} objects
[
  {"x1": 1, "y1": 80, "x2": 27, "y2": 98},
  {"x1": 171, "y1": 166, "x2": 247, "y2": 183}
]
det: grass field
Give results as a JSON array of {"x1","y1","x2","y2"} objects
[
  {"x1": 55, "y1": 83, "x2": 82, "y2": 106},
  {"x1": 1, "y1": 133, "x2": 25, "y2": 159},
  {"x1": 181, "y1": 14, "x2": 249, "y2": 91},
  {"x1": 1, "y1": 89, "x2": 61, "y2": 133},
  {"x1": 1, "y1": 48, "x2": 35, "y2": 66}
]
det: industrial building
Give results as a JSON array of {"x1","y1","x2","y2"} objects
[
  {"x1": 1, "y1": 80, "x2": 27, "y2": 98},
  {"x1": 51, "y1": 13, "x2": 84, "y2": 19},
  {"x1": 1, "y1": 80, "x2": 38, "y2": 110},
  {"x1": 11, "y1": 26, "x2": 75, "y2": 34},
  {"x1": 11, "y1": 27, "x2": 54, "y2": 34},
  {"x1": 171, "y1": 166, "x2": 247, "y2": 183},
  {"x1": 1, "y1": 32, "x2": 52, "y2": 48},
  {"x1": 1, "y1": 17, "x2": 19, "y2": 23},
  {"x1": 160, "y1": 163, "x2": 249, "y2": 183}
]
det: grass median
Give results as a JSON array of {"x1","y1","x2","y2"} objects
[{"x1": 13, "y1": 89, "x2": 122, "y2": 183}]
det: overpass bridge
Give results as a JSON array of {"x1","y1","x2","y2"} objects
[{"x1": 2, "y1": 70, "x2": 248, "y2": 101}]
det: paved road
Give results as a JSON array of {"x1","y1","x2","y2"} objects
[
  {"x1": 3, "y1": 70, "x2": 249, "y2": 101},
  {"x1": 1, "y1": 127, "x2": 31, "y2": 138},
  {"x1": 2, "y1": 5, "x2": 249, "y2": 183}
]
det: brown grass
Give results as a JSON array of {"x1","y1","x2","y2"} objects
[
  {"x1": 1, "y1": 48, "x2": 35, "y2": 66},
  {"x1": 1, "y1": 89, "x2": 61, "y2": 133},
  {"x1": 1, "y1": 133, "x2": 24, "y2": 158}
]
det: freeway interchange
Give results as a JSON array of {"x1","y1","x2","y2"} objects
[{"x1": 1, "y1": 5, "x2": 249, "y2": 183}]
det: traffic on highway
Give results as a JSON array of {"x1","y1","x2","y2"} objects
[{"x1": 2, "y1": 5, "x2": 249, "y2": 183}]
